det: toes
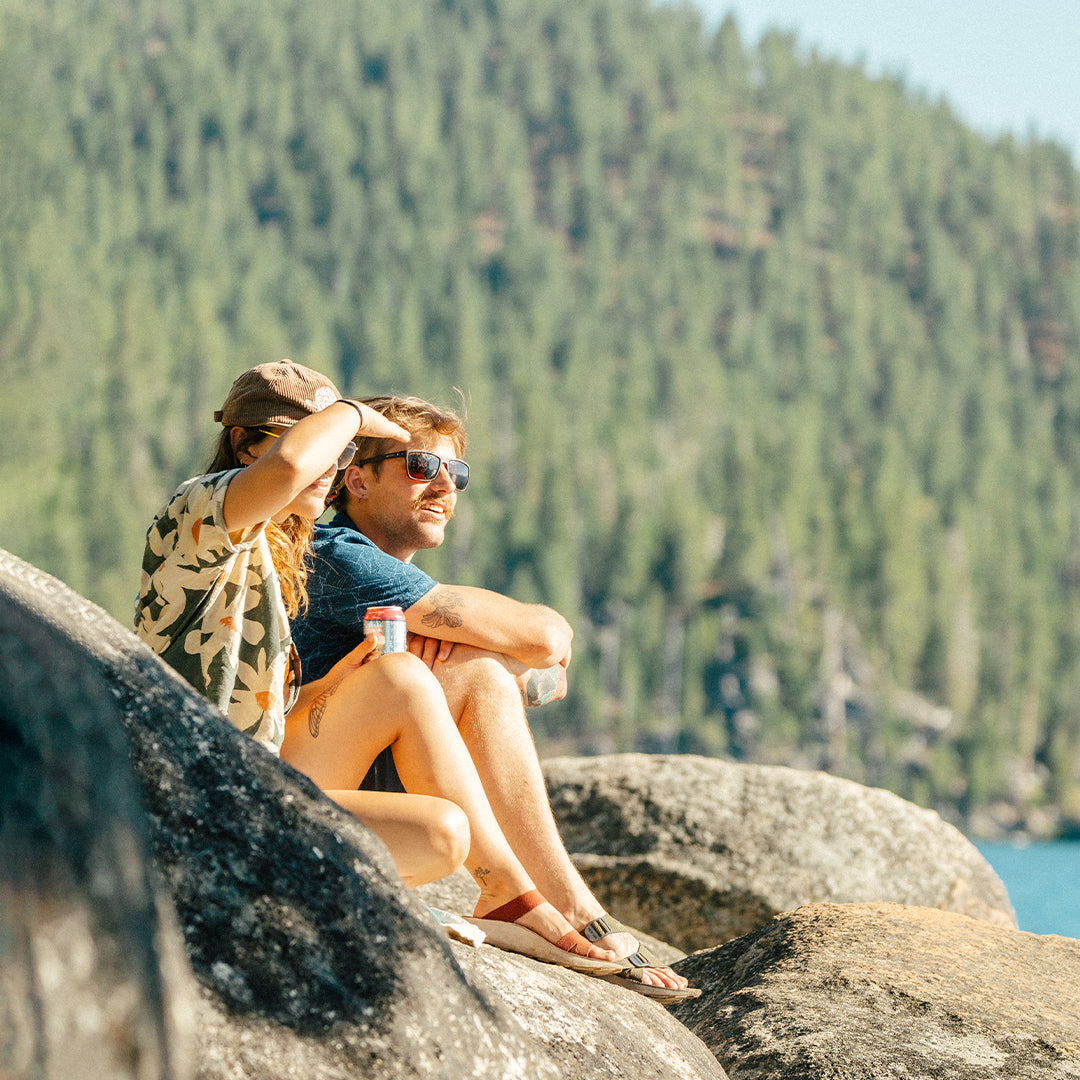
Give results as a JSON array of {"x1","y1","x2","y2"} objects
[{"x1": 641, "y1": 966, "x2": 687, "y2": 989}]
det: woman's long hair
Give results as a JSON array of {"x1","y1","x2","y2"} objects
[{"x1": 208, "y1": 428, "x2": 314, "y2": 617}]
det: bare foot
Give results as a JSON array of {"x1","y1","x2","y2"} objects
[
  {"x1": 575, "y1": 917, "x2": 690, "y2": 989},
  {"x1": 636, "y1": 965, "x2": 689, "y2": 989}
]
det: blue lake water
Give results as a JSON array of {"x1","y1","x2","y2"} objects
[{"x1": 975, "y1": 840, "x2": 1080, "y2": 939}]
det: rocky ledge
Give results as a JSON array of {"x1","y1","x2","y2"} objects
[
  {"x1": 2, "y1": 546, "x2": 1077, "y2": 1080},
  {"x1": 673, "y1": 902, "x2": 1080, "y2": 1079}
]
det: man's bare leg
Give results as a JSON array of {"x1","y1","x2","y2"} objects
[{"x1": 432, "y1": 646, "x2": 687, "y2": 990}]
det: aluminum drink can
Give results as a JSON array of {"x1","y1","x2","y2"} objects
[{"x1": 363, "y1": 606, "x2": 407, "y2": 656}]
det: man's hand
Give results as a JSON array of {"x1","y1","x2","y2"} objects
[
  {"x1": 404, "y1": 633, "x2": 567, "y2": 707},
  {"x1": 489, "y1": 651, "x2": 570, "y2": 708},
  {"x1": 406, "y1": 630, "x2": 455, "y2": 669}
]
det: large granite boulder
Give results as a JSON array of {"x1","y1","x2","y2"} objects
[
  {"x1": 0, "y1": 549, "x2": 725, "y2": 1080},
  {"x1": 1, "y1": 565, "x2": 196, "y2": 1080},
  {"x1": 10, "y1": 546, "x2": 1077, "y2": 1080},
  {"x1": 543, "y1": 753, "x2": 1015, "y2": 951},
  {"x1": 670, "y1": 902, "x2": 1080, "y2": 1079}
]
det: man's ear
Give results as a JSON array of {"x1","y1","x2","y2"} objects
[{"x1": 343, "y1": 464, "x2": 368, "y2": 500}]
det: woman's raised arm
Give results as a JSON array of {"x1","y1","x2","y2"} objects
[{"x1": 223, "y1": 400, "x2": 409, "y2": 533}]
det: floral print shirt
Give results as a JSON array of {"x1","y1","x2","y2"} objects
[{"x1": 134, "y1": 470, "x2": 291, "y2": 753}]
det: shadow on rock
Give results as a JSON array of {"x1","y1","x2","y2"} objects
[{"x1": 1, "y1": 576, "x2": 196, "y2": 1079}]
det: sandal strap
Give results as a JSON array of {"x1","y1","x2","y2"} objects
[
  {"x1": 581, "y1": 914, "x2": 619, "y2": 942},
  {"x1": 581, "y1": 913, "x2": 655, "y2": 967},
  {"x1": 553, "y1": 930, "x2": 597, "y2": 957},
  {"x1": 480, "y1": 892, "x2": 598, "y2": 958},
  {"x1": 477, "y1": 889, "x2": 545, "y2": 923}
]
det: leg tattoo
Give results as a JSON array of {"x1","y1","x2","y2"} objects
[{"x1": 307, "y1": 684, "x2": 339, "y2": 738}]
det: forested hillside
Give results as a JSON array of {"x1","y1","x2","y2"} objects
[{"x1": 2, "y1": 0, "x2": 1079, "y2": 837}]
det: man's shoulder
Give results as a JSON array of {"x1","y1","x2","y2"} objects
[
  {"x1": 311, "y1": 516, "x2": 382, "y2": 557},
  {"x1": 304, "y1": 514, "x2": 438, "y2": 615},
  {"x1": 313, "y1": 519, "x2": 370, "y2": 547}
]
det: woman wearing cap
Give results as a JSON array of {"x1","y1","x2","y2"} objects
[{"x1": 134, "y1": 360, "x2": 624, "y2": 975}]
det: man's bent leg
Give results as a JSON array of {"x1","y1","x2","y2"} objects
[
  {"x1": 433, "y1": 645, "x2": 689, "y2": 989},
  {"x1": 432, "y1": 649, "x2": 590, "y2": 901}
]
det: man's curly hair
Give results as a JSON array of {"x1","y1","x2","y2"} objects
[{"x1": 331, "y1": 395, "x2": 467, "y2": 509}]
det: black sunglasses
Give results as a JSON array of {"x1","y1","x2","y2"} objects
[{"x1": 354, "y1": 449, "x2": 470, "y2": 491}]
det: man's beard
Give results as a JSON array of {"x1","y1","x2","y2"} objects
[{"x1": 394, "y1": 492, "x2": 454, "y2": 552}]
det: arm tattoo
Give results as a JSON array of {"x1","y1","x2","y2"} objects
[
  {"x1": 523, "y1": 666, "x2": 561, "y2": 708},
  {"x1": 420, "y1": 587, "x2": 465, "y2": 630}
]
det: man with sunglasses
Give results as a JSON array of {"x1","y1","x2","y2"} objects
[{"x1": 291, "y1": 394, "x2": 694, "y2": 1001}]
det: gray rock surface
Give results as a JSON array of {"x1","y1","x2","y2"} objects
[
  {"x1": 446, "y1": 942, "x2": 726, "y2": 1080},
  {"x1": 10, "y1": 545, "x2": 1072, "y2": 1080},
  {"x1": 543, "y1": 753, "x2": 1015, "y2": 950},
  {"x1": 0, "y1": 565, "x2": 196, "y2": 1079},
  {"x1": 670, "y1": 902, "x2": 1080, "y2": 1080},
  {"x1": 0, "y1": 549, "x2": 726, "y2": 1079}
]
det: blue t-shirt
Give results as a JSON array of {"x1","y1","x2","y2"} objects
[{"x1": 294, "y1": 511, "x2": 437, "y2": 681}]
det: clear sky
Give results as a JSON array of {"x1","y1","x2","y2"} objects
[{"x1": 677, "y1": 1, "x2": 1079, "y2": 164}]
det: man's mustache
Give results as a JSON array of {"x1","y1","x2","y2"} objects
[{"x1": 413, "y1": 493, "x2": 454, "y2": 520}]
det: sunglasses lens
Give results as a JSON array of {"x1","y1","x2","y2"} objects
[
  {"x1": 337, "y1": 442, "x2": 357, "y2": 470},
  {"x1": 403, "y1": 451, "x2": 469, "y2": 489},
  {"x1": 406, "y1": 451, "x2": 441, "y2": 481},
  {"x1": 448, "y1": 461, "x2": 469, "y2": 490}
]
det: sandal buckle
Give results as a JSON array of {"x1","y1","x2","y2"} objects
[{"x1": 581, "y1": 915, "x2": 616, "y2": 942}]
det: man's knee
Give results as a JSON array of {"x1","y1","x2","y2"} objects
[{"x1": 435, "y1": 646, "x2": 519, "y2": 700}]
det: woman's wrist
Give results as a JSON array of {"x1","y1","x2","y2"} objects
[{"x1": 335, "y1": 398, "x2": 366, "y2": 430}]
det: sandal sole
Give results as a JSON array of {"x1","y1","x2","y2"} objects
[{"x1": 462, "y1": 917, "x2": 623, "y2": 974}]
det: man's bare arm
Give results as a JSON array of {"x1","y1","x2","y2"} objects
[
  {"x1": 418, "y1": 589, "x2": 466, "y2": 632},
  {"x1": 405, "y1": 583, "x2": 572, "y2": 670}
]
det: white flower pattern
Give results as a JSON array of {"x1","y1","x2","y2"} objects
[{"x1": 134, "y1": 471, "x2": 291, "y2": 753}]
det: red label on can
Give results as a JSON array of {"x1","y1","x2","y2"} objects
[{"x1": 363, "y1": 606, "x2": 407, "y2": 655}]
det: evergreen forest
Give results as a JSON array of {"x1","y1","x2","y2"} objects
[{"x1": 2, "y1": 0, "x2": 1080, "y2": 838}]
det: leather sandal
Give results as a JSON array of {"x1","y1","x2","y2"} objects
[
  {"x1": 582, "y1": 913, "x2": 701, "y2": 1002},
  {"x1": 464, "y1": 890, "x2": 623, "y2": 974}
]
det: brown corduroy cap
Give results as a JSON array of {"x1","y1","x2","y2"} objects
[{"x1": 214, "y1": 359, "x2": 341, "y2": 427}]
